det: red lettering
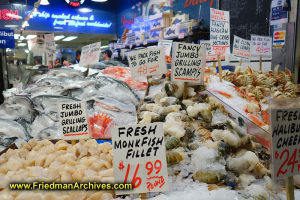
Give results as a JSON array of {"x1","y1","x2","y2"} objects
[
  {"x1": 70, "y1": 2, "x2": 80, "y2": 7},
  {"x1": 185, "y1": 0, "x2": 214, "y2": 8},
  {"x1": 0, "y1": 9, "x2": 19, "y2": 21},
  {"x1": 2, "y1": 9, "x2": 10, "y2": 20}
]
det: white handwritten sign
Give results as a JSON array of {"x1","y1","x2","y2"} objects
[
  {"x1": 158, "y1": 40, "x2": 173, "y2": 57},
  {"x1": 200, "y1": 40, "x2": 225, "y2": 61},
  {"x1": 127, "y1": 46, "x2": 167, "y2": 78},
  {"x1": 210, "y1": 8, "x2": 230, "y2": 56},
  {"x1": 45, "y1": 33, "x2": 56, "y2": 67},
  {"x1": 271, "y1": 106, "x2": 300, "y2": 180},
  {"x1": 250, "y1": 35, "x2": 272, "y2": 60},
  {"x1": 171, "y1": 42, "x2": 206, "y2": 83},
  {"x1": 112, "y1": 123, "x2": 168, "y2": 195},
  {"x1": 79, "y1": 42, "x2": 101, "y2": 67},
  {"x1": 233, "y1": 35, "x2": 251, "y2": 60},
  {"x1": 58, "y1": 101, "x2": 89, "y2": 140}
]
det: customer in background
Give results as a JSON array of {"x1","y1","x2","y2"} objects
[
  {"x1": 73, "y1": 50, "x2": 81, "y2": 64},
  {"x1": 103, "y1": 49, "x2": 112, "y2": 61}
]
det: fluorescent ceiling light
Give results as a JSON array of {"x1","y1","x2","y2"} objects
[
  {"x1": 25, "y1": 50, "x2": 29, "y2": 53},
  {"x1": 40, "y1": 0, "x2": 50, "y2": 5},
  {"x1": 100, "y1": 46, "x2": 109, "y2": 49},
  {"x1": 54, "y1": 35, "x2": 65, "y2": 41},
  {"x1": 18, "y1": 43, "x2": 27, "y2": 47},
  {"x1": 6, "y1": 13, "x2": 22, "y2": 19},
  {"x1": 13, "y1": 3, "x2": 24, "y2": 6},
  {"x1": 62, "y1": 36, "x2": 78, "y2": 41},
  {"x1": 26, "y1": 35, "x2": 36, "y2": 40},
  {"x1": 79, "y1": 8, "x2": 92, "y2": 13},
  {"x1": 5, "y1": 24, "x2": 19, "y2": 28},
  {"x1": 14, "y1": 34, "x2": 20, "y2": 39},
  {"x1": 92, "y1": 0, "x2": 108, "y2": 2}
]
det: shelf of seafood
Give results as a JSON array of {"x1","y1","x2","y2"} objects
[{"x1": 1, "y1": 66, "x2": 300, "y2": 199}]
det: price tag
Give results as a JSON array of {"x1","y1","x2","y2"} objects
[
  {"x1": 271, "y1": 104, "x2": 300, "y2": 180},
  {"x1": 112, "y1": 123, "x2": 168, "y2": 195},
  {"x1": 58, "y1": 101, "x2": 90, "y2": 140},
  {"x1": 127, "y1": 46, "x2": 167, "y2": 78},
  {"x1": 79, "y1": 42, "x2": 101, "y2": 67}
]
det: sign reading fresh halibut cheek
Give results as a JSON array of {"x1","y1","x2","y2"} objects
[
  {"x1": 112, "y1": 123, "x2": 168, "y2": 195},
  {"x1": 271, "y1": 108, "x2": 300, "y2": 180},
  {"x1": 58, "y1": 101, "x2": 89, "y2": 140},
  {"x1": 171, "y1": 42, "x2": 206, "y2": 83}
]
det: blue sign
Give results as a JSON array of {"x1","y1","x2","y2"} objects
[
  {"x1": 26, "y1": 7, "x2": 116, "y2": 34},
  {"x1": 0, "y1": 29, "x2": 14, "y2": 48}
]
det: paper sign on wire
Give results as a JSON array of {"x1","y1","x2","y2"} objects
[
  {"x1": 112, "y1": 123, "x2": 168, "y2": 195},
  {"x1": 270, "y1": 99, "x2": 300, "y2": 180},
  {"x1": 58, "y1": 101, "x2": 90, "y2": 140},
  {"x1": 158, "y1": 40, "x2": 173, "y2": 57},
  {"x1": 79, "y1": 42, "x2": 101, "y2": 67},
  {"x1": 127, "y1": 46, "x2": 167, "y2": 78},
  {"x1": 171, "y1": 42, "x2": 206, "y2": 83},
  {"x1": 210, "y1": 8, "x2": 230, "y2": 56},
  {"x1": 233, "y1": 35, "x2": 251, "y2": 60},
  {"x1": 250, "y1": 35, "x2": 272, "y2": 60}
]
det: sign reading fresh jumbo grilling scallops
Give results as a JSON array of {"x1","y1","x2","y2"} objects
[
  {"x1": 58, "y1": 101, "x2": 89, "y2": 140},
  {"x1": 171, "y1": 42, "x2": 206, "y2": 83}
]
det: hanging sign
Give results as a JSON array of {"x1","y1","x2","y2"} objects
[
  {"x1": 158, "y1": 40, "x2": 173, "y2": 57},
  {"x1": 65, "y1": 0, "x2": 85, "y2": 7},
  {"x1": 112, "y1": 123, "x2": 168, "y2": 195},
  {"x1": 0, "y1": 29, "x2": 14, "y2": 48},
  {"x1": 250, "y1": 35, "x2": 272, "y2": 60},
  {"x1": 271, "y1": 101, "x2": 300, "y2": 180},
  {"x1": 270, "y1": 0, "x2": 288, "y2": 25},
  {"x1": 210, "y1": 8, "x2": 230, "y2": 56},
  {"x1": 273, "y1": 30, "x2": 286, "y2": 48},
  {"x1": 127, "y1": 46, "x2": 167, "y2": 78},
  {"x1": 58, "y1": 101, "x2": 89, "y2": 140},
  {"x1": 45, "y1": 33, "x2": 56, "y2": 68},
  {"x1": 79, "y1": 42, "x2": 101, "y2": 67},
  {"x1": 233, "y1": 35, "x2": 251, "y2": 60},
  {"x1": 171, "y1": 42, "x2": 206, "y2": 83}
]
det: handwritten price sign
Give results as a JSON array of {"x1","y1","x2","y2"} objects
[
  {"x1": 127, "y1": 47, "x2": 167, "y2": 78},
  {"x1": 111, "y1": 123, "x2": 168, "y2": 195},
  {"x1": 250, "y1": 35, "x2": 272, "y2": 60},
  {"x1": 271, "y1": 107, "x2": 300, "y2": 180},
  {"x1": 79, "y1": 42, "x2": 101, "y2": 67}
]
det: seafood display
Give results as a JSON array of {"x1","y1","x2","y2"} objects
[
  {"x1": 0, "y1": 139, "x2": 114, "y2": 199},
  {"x1": 137, "y1": 80, "x2": 293, "y2": 199},
  {"x1": 222, "y1": 67, "x2": 298, "y2": 101},
  {"x1": 0, "y1": 68, "x2": 140, "y2": 151}
]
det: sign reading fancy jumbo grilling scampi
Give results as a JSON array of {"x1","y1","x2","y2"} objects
[
  {"x1": 112, "y1": 123, "x2": 168, "y2": 195},
  {"x1": 58, "y1": 101, "x2": 89, "y2": 140},
  {"x1": 171, "y1": 42, "x2": 206, "y2": 83},
  {"x1": 271, "y1": 100, "x2": 300, "y2": 180}
]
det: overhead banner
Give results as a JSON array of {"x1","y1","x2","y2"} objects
[
  {"x1": 112, "y1": 123, "x2": 168, "y2": 195},
  {"x1": 270, "y1": 0, "x2": 288, "y2": 25},
  {"x1": 250, "y1": 35, "x2": 272, "y2": 60},
  {"x1": 0, "y1": 29, "x2": 14, "y2": 48},
  {"x1": 210, "y1": 8, "x2": 230, "y2": 56},
  {"x1": 127, "y1": 46, "x2": 167, "y2": 78},
  {"x1": 273, "y1": 30, "x2": 286, "y2": 48},
  {"x1": 233, "y1": 35, "x2": 251, "y2": 60},
  {"x1": 79, "y1": 42, "x2": 101, "y2": 67},
  {"x1": 271, "y1": 100, "x2": 300, "y2": 180},
  {"x1": 58, "y1": 101, "x2": 89, "y2": 140},
  {"x1": 171, "y1": 42, "x2": 206, "y2": 83}
]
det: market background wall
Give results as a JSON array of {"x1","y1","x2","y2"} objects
[{"x1": 116, "y1": 0, "x2": 219, "y2": 37}]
